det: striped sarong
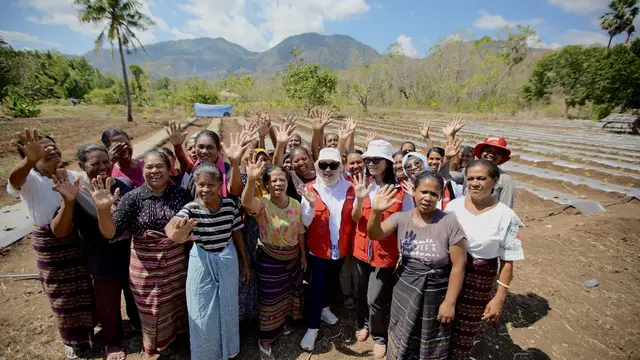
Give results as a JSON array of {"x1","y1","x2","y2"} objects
[
  {"x1": 31, "y1": 226, "x2": 95, "y2": 348},
  {"x1": 256, "y1": 245, "x2": 303, "y2": 344},
  {"x1": 187, "y1": 241, "x2": 240, "y2": 360},
  {"x1": 388, "y1": 259, "x2": 452, "y2": 360},
  {"x1": 129, "y1": 231, "x2": 188, "y2": 355},
  {"x1": 449, "y1": 255, "x2": 499, "y2": 358}
]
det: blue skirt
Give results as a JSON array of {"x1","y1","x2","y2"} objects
[{"x1": 186, "y1": 241, "x2": 239, "y2": 360}]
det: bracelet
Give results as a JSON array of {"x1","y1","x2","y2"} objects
[{"x1": 496, "y1": 280, "x2": 510, "y2": 289}]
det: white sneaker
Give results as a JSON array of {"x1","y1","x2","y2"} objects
[
  {"x1": 321, "y1": 307, "x2": 339, "y2": 325},
  {"x1": 300, "y1": 328, "x2": 319, "y2": 351}
]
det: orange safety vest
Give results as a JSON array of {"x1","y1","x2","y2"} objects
[
  {"x1": 353, "y1": 186, "x2": 406, "y2": 268},
  {"x1": 305, "y1": 181, "x2": 356, "y2": 260}
]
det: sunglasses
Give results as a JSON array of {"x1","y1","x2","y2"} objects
[
  {"x1": 364, "y1": 158, "x2": 382, "y2": 165},
  {"x1": 318, "y1": 162, "x2": 340, "y2": 171}
]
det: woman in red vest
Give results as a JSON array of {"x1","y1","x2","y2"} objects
[
  {"x1": 298, "y1": 148, "x2": 356, "y2": 352},
  {"x1": 352, "y1": 140, "x2": 415, "y2": 359}
]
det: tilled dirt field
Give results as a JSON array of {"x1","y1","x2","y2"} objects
[{"x1": 0, "y1": 113, "x2": 639, "y2": 360}]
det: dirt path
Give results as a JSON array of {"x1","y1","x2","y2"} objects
[{"x1": 1, "y1": 117, "x2": 639, "y2": 360}]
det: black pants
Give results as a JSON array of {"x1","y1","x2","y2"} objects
[
  {"x1": 307, "y1": 254, "x2": 345, "y2": 329},
  {"x1": 355, "y1": 258, "x2": 395, "y2": 345}
]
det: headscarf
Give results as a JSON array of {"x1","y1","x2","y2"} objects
[{"x1": 401, "y1": 152, "x2": 429, "y2": 179}]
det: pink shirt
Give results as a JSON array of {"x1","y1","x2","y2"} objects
[{"x1": 112, "y1": 159, "x2": 144, "y2": 188}]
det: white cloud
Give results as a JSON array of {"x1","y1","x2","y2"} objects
[
  {"x1": 547, "y1": 0, "x2": 609, "y2": 15},
  {"x1": 0, "y1": 30, "x2": 60, "y2": 48},
  {"x1": 179, "y1": 0, "x2": 370, "y2": 51},
  {"x1": 527, "y1": 35, "x2": 562, "y2": 50},
  {"x1": 554, "y1": 29, "x2": 609, "y2": 45},
  {"x1": 473, "y1": 10, "x2": 544, "y2": 29},
  {"x1": 396, "y1": 34, "x2": 421, "y2": 58}
]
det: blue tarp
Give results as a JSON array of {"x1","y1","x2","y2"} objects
[{"x1": 194, "y1": 103, "x2": 232, "y2": 117}]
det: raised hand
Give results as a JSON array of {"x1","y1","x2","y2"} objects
[
  {"x1": 353, "y1": 173, "x2": 372, "y2": 201},
  {"x1": 10, "y1": 128, "x2": 47, "y2": 164},
  {"x1": 170, "y1": 217, "x2": 198, "y2": 244},
  {"x1": 338, "y1": 117, "x2": 357, "y2": 139},
  {"x1": 371, "y1": 184, "x2": 398, "y2": 212},
  {"x1": 442, "y1": 114, "x2": 465, "y2": 139},
  {"x1": 52, "y1": 169, "x2": 80, "y2": 203},
  {"x1": 419, "y1": 121, "x2": 431, "y2": 140},
  {"x1": 311, "y1": 108, "x2": 333, "y2": 130},
  {"x1": 108, "y1": 142, "x2": 127, "y2": 163},
  {"x1": 282, "y1": 114, "x2": 296, "y2": 128},
  {"x1": 246, "y1": 153, "x2": 266, "y2": 180},
  {"x1": 83, "y1": 175, "x2": 120, "y2": 211},
  {"x1": 164, "y1": 120, "x2": 188, "y2": 146},
  {"x1": 256, "y1": 114, "x2": 270, "y2": 138},
  {"x1": 222, "y1": 132, "x2": 252, "y2": 164},
  {"x1": 365, "y1": 132, "x2": 379, "y2": 147},
  {"x1": 401, "y1": 180, "x2": 415, "y2": 197},
  {"x1": 297, "y1": 187, "x2": 316, "y2": 208},
  {"x1": 445, "y1": 135, "x2": 463, "y2": 159},
  {"x1": 274, "y1": 122, "x2": 297, "y2": 144}
]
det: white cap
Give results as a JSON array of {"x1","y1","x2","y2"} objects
[
  {"x1": 316, "y1": 147, "x2": 342, "y2": 164},
  {"x1": 362, "y1": 140, "x2": 394, "y2": 162}
]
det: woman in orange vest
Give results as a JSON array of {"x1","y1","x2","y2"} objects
[
  {"x1": 352, "y1": 140, "x2": 415, "y2": 359},
  {"x1": 298, "y1": 148, "x2": 356, "y2": 352}
]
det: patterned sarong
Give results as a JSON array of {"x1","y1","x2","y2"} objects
[
  {"x1": 31, "y1": 226, "x2": 94, "y2": 347},
  {"x1": 449, "y1": 255, "x2": 499, "y2": 358},
  {"x1": 256, "y1": 245, "x2": 303, "y2": 344},
  {"x1": 129, "y1": 230, "x2": 188, "y2": 355},
  {"x1": 388, "y1": 259, "x2": 452, "y2": 360}
]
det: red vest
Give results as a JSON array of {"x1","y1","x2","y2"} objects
[
  {"x1": 305, "y1": 181, "x2": 356, "y2": 260},
  {"x1": 441, "y1": 179, "x2": 454, "y2": 210},
  {"x1": 353, "y1": 186, "x2": 406, "y2": 268}
]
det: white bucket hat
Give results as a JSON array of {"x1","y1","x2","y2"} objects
[
  {"x1": 362, "y1": 140, "x2": 394, "y2": 162},
  {"x1": 316, "y1": 148, "x2": 343, "y2": 164}
]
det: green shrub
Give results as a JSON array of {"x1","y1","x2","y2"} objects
[
  {"x1": 86, "y1": 86, "x2": 122, "y2": 105},
  {"x1": 7, "y1": 99, "x2": 41, "y2": 118}
]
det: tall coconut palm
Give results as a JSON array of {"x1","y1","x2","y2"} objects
[
  {"x1": 626, "y1": 24, "x2": 637, "y2": 42},
  {"x1": 75, "y1": 0, "x2": 154, "y2": 121},
  {"x1": 601, "y1": 0, "x2": 639, "y2": 49}
]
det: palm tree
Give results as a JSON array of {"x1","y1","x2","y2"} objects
[
  {"x1": 601, "y1": 0, "x2": 639, "y2": 49},
  {"x1": 626, "y1": 24, "x2": 637, "y2": 42},
  {"x1": 75, "y1": 0, "x2": 154, "y2": 121}
]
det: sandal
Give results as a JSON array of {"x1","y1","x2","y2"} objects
[
  {"x1": 258, "y1": 340, "x2": 275, "y2": 360},
  {"x1": 105, "y1": 345, "x2": 126, "y2": 360},
  {"x1": 64, "y1": 345, "x2": 80, "y2": 359}
]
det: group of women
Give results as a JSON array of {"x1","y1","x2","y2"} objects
[{"x1": 7, "y1": 111, "x2": 523, "y2": 360}]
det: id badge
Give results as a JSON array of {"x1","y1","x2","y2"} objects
[
  {"x1": 367, "y1": 241, "x2": 373, "y2": 260},
  {"x1": 330, "y1": 245, "x2": 340, "y2": 260}
]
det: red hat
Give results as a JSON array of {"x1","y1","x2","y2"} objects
[{"x1": 474, "y1": 136, "x2": 511, "y2": 165}]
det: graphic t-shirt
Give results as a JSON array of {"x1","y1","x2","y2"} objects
[{"x1": 386, "y1": 209, "x2": 466, "y2": 267}]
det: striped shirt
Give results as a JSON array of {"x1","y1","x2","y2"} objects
[{"x1": 175, "y1": 199, "x2": 244, "y2": 252}]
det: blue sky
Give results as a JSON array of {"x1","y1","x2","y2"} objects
[{"x1": 0, "y1": 0, "x2": 624, "y2": 56}]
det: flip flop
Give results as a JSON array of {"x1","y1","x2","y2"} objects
[
  {"x1": 64, "y1": 345, "x2": 79, "y2": 359},
  {"x1": 258, "y1": 340, "x2": 275, "y2": 360},
  {"x1": 105, "y1": 345, "x2": 126, "y2": 360}
]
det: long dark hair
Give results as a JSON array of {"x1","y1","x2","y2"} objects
[{"x1": 366, "y1": 159, "x2": 397, "y2": 185}]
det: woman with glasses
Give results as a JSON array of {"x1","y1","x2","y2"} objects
[
  {"x1": 298, "y1": 148, "x2": 356, "y2": 352},
  {"x1": 351, "y1": 140, "x2": 414, "y2": 359}
]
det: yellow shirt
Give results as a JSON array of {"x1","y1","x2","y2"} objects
[{"x1": 255, "y1": 196, "x2": 305, "y2": 248}]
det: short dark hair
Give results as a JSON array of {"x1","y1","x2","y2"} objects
[
  {"x1": 348, "y1": 149, "x2": 364, "y2": 156},
  {"x1": 414, "y1": 171, "x2": 445, "y2": 194},
  {"x1": 143, "y1": 150, "x2": 171, "y2": 168},
  {"x1": 393, "y1": 150, "x2": 407, "y2": 159},
  {"x1": 195, "y1": 130, "x2": 221, "y2": 149},
  {"x1": 324, "y1": 133, "x2": 338, "y2": 142},
  {"x1": 159, "y1": 146, "x2": 176, "y2": 159},
  {"x1": 76, "y1": 143, "x2": 108, "y2": 163},
  {"x1": 262, "y1": 165, "x2": 298, "y2": 199},
  {"x1": 467, "y1": 159, "x2": 500, "y2": 181},
  {"x1": 16, "y1": 134, "x2": 56, "y2": 159},
  {"x1": 101, "y1": 128, "x2": 129, "y2": 147},
  {"x1": 427, "y1": 147, "x2": 445, "y2": 158},
  {"x1": 401, "y1": 141, "x2": 415, "y2": 150},
  {"x1": 290, "y1": 146, "x2": 312, "y2": 159}
]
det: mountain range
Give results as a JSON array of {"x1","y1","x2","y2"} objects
[{"x1": 81, "y1": 33, "x2": 381, "y2": 79}]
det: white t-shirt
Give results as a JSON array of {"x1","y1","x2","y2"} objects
[
  {"x1": 7, "y1": 169, "x2": 80, "y2": 227},
  {"x1": 445, "y1": 197, "x2": 524, "y2": 261}
]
